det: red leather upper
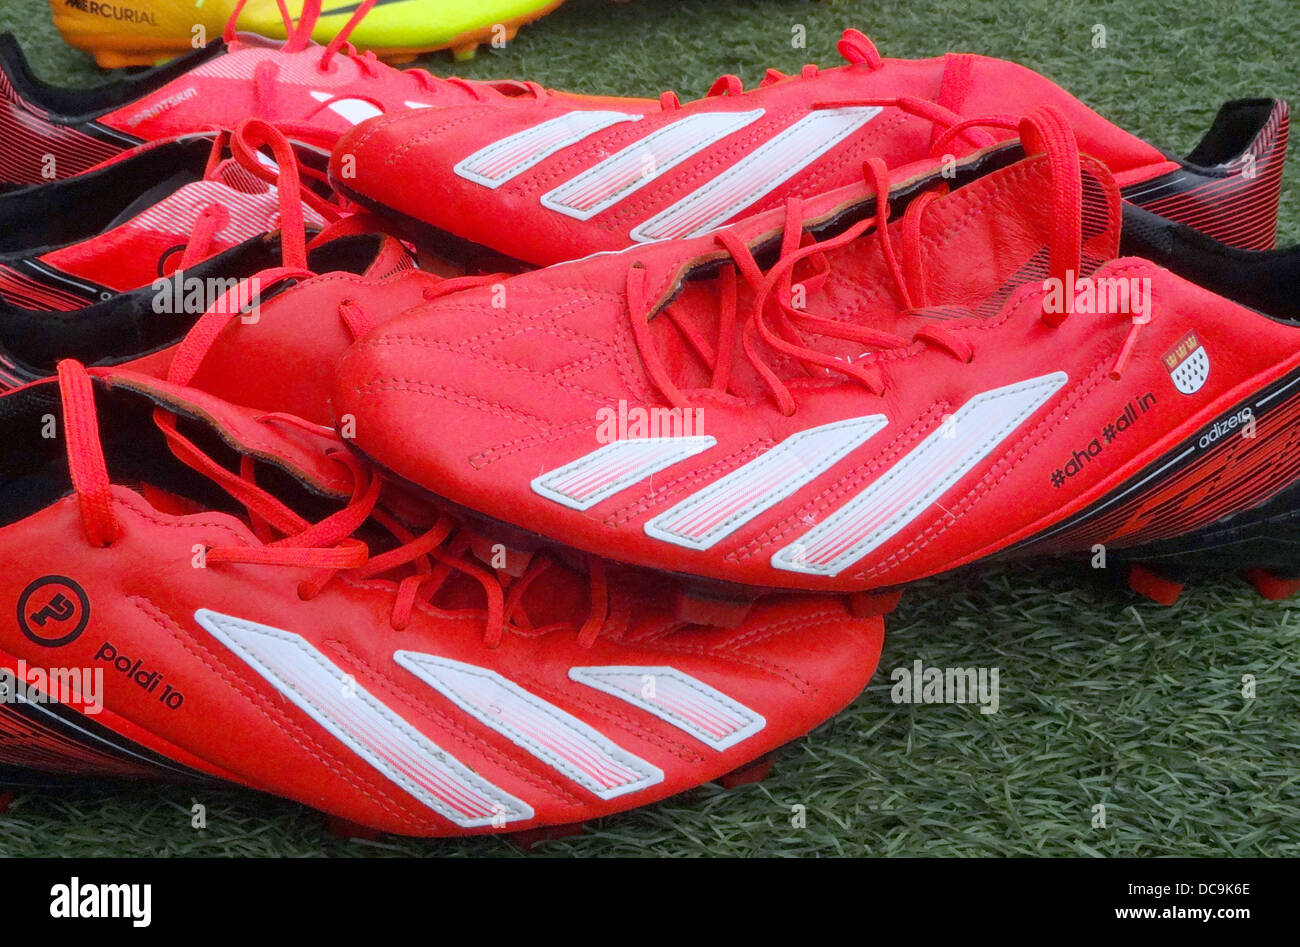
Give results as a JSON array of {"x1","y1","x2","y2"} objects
[
  {"x1": 335, "y1": 137, "x2": 1300, "y2": 593},
  {"x1": 331, "y1": 32, "x2": 1177, "y2": 266},
  {"x1": 0, "y1": 368, "x2": 883, "y2": 835},
  {"x1": 95, "y1": 35, "x2": 629, "y2": 153}
]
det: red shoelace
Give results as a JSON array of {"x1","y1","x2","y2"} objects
[
  {"x1": 223, "y1": 0, "x2": 547, "y2": 133},
  {"x1": 657, "y1": 28, "x2": 997, "y2": 154},
  {"x1": 56, "y1": 359, "x2": 611, "y2": 647},
  {"x1": 623, "y1": 107, "x2": 1134, "y2": 417},
  {"x1": 178, "y1": 120, "x2": 345, "y2": 273},
  {"x1": 165, "y1": 118, "x2": 430, "y2": 387},
  {"x1": 60, "y1": 114, "x2": 592, "y2": 642}
]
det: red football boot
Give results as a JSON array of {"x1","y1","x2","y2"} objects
[
  {"x1": 0, "y1": 128, "x2": 341, "y2": 312},
  {"x1": 0, "y1": 361, "x2": 882, "y2": 835},
  {"x1": 332, "y1": 29, "x2": 1288, "y2": 264},
  {"x1": 0, "y1": 225, "x2": 423, "y2": 412},
  {"x1": 335, "y1": 108, "x2": 1300, "y2": 597},
  {"x1": 0, "y1": 0, "x2": 629, "y2": 191},
  {"x1": 0, "y1": 118, "x2": 430, "y2": 422},
  {"x1": 159, "y1": 241, "x2": 446, "y2": 426}
]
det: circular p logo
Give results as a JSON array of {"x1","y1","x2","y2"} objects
[{"x1": 18, "y1": 576, "x2": 89, "y2": 647}]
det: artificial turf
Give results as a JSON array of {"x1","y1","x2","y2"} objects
[{"x1": 0, "y1": 0, "x2": 1297, "y2": 857}]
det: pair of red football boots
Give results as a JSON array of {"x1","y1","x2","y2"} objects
[
  {"x1": 0, "y1": 134, "x2": 866, "y2": 839},
  {"x1": 2, "y1": 6, "x2": 1298, "y2": 839},
  {"x1": 325, "y1": 31, "x2": 1300, "y2": 615},
  {"x1": 0, "y1": 9, "x2": 893, "y2": 837},
  {"x1": 319, "y1": 32, "x2": 1300, "y2": 833},
  {"x1": 330, "y1": 98, "x2": 1300, "y2": 608}
]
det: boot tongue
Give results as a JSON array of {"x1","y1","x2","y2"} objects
[
  {"x1": 643, "y1": 146, "x2": 1123, "y2": 397},
  {"x1": 211, "y1": 157, "x2": 270, "y2": 195},
  {"x1": 362, "y1": 235, "x2": 417, "y2": 278},
  {"x1": 835, "y1": 149, "x2": 1123, "y2": 333},
  {"x1": 96, "y1": 368, "x2": 354, "y2": 499},
  {"x1": 921, "y1": 150, "x2": 1120, "y2": 311}
]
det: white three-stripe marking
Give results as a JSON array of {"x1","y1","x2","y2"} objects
[
  {"x1": 308, "y1": 91, "x2": 383, "y2": 126},
  {"x1": 771, "y1": 372, "x2": 1069, "y2": 576},
  {"x1": 455, "y1": 111, "x2": 643, "y2": 188},
  {"x1": 540, "y1": 110, "x2": 765, "y2": 220},
  {"x1": 532, "y1": 436, "x2": 716, "y2": 511},
  {"x1": 394, "y1": 652, "x2": 663, "y2": 800},
  {"x1": 195, "y1": 610, "x2": 532, "y2": 828},
  {"x1": 306, "y1": 93, "x2": 431, "y2": 125},
  {"x1": 644, "y1": 416, "x2": 888, "y2": 550},
  {"x1": 569, "y1": 666, "x2": 765, "y2": 751},
  {"x1": 629, "y1": 106, "x2": 882, "y2": 241}
]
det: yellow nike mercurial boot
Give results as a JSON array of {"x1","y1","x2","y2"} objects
[{"x1": 49, "y1": 0, "x2": 566, "y2": 68}]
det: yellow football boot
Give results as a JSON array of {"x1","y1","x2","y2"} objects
[{"x1": 49, "y1": 0, "x2": 567, "y2": 68}]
